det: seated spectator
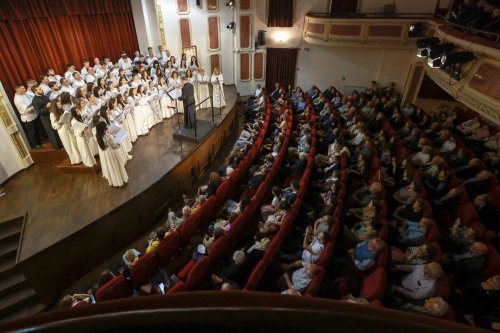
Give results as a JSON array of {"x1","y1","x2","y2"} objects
[
  {"x1": 123, "y1": 248, "x2": 141, "y2": 269},
  {"x1": 281, "y1": 226, "x2": 328, "y2": 270},
  {"x1": 281, "y1": 180, "x2": 299, "y2": 209},
  {"x1": 246, "y1": 237, "x2": 271, "y2": 266},
  {"x1": 457, "y1": 116, "x2": 481, "y2": 135},
  {"x1": 398, "y1": 217, "x2": 434, "y2": 247},
  {"x1": 347, "y1": 200, "x2": 379, "y2": 225},
  {"x1": 474, "y1": 194, "x2": 500, "y2": 244},
  {"x1": 350, "y1": 182, "x2": 383, "y2": 207},
  {"x1": 449, "y1": 223, "x2": 482, "y2": 254},
  {"x1": 199, "y1": 172, "x2": 222, "y2": 197},
  {"x1": 248, "y1": 165, "x2": 268, "y2": 190},
  {"x1": 393, "y1": 181, "x2": 421, "y2": 205},
  {"x1": 450, "y1": 242, "x2": 488, "y2": 283},
  {"x1": 462, "y1": 170, "x2": 493, "y2": 198},
  {"x1": 434, "y1": 187, "x2": 463, "y2": 212},
  {"x1": 349, "y1": 238, "x2": 385, "y2": 272},
  {"x1": 313, "y1": 214, "x2": 334, "y2": 235},
  {"x1": 261, "y1": 186, "x2": 283, "y2": 220},
  {"x1": 190, "y1": 195, "x2": 206, "y2": 214},
  {"x1": 222, "y1": 196, "x2": 251, "y2": 219},
  {"x1": 59, "y1": 293, "x2": 92, "y2": 308},
  {"x1": 146, "y1": 227, "x2": 166, "y2": 253},
  {"x1": 210, "y1": 250, "x2": 251, "y2": 290},
  {"x1": 424, "y1": 170, "x2": 450, "y2": 200},
  {"x1": 400, "y1": 296, "x2": 450, "y2": 318},
  {"x1": 391, "y1": 242, "x2": 438, "y2": 265},
  {"x1": 345, "y1": 218, "x2": 381, "y2": 244},
  {"x1": 287, "y1": 152, "x2": 307, "y2": 176},
  {"x1": 393, "y1": 199, "x2": 425, "y2": 224},
  {"x1": 166, "y1": 206, "x2": 191, "y2": 230},
  {"x1": 281, "y1": 263, "x2": 318, "y2": 295},
  {"x1": 420, "y1": 156, "x2": 444, "y2": 180},
  {"x1": 258, "y1": 209, "x2": 286, "y2": 234},
  {"x1": 391, "y1": 262, "x2": 444, "y2": 300},
  {"x1": 412, "y1": 145, "x2": 433, "y2": 167},
  {"x1": 454, "y1": 158, "x2": 481, "y2": 180}
]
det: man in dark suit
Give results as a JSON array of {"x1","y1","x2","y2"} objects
[{"x1": 178, "y1": 75, "x2": 196, "y2": 129}]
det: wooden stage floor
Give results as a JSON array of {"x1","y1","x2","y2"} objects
[{"x1": 0, "y1": 86, "x2": 237, "y2": 261}]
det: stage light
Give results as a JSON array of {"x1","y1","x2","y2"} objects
[
  {"x1": 441, "y1": 51, "x2": 475, "y2": 66},
  {"x1": 416, "y1": 37, "x2": 440, "y2": 48},
  {"x1": 408, "y1": 22, "x2": 423, "y2": 37},
  {"x1": 226, "y1": 0, "x2": 235, "y2": 6},
  {"x1": 226, "y1": 22, "x2": 236, "y2": 31},
  {"x1": 417, "y1": 48, "x2": 430, "y2": 58},
  {"x1": 427, "y1": 43, "x2": 455, "y2": 60}
]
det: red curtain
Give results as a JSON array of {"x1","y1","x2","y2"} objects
[
  {"x1": 265, "y1": 48, "x2": 298, "y2": 92},
  {"x1": 267, "y1": 0, "x2": 293, "y2": 27},
  {"x1": 0, "y1": 0, "x2": 139, "y2": 101}
]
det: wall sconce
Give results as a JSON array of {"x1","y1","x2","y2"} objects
[
  {"x1": 226, "y1": 22, "x2": 236, "y2": 31},
  {"x1": 273, "y1": 31, "x2": 289, "y2": 43},
  {"x1": 226, "y1": 0, "x2": 235, "y2": 7}
]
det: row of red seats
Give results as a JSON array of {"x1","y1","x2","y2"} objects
[
  {"x1": 167, "y1": 105, "x2": 296, "y2": 293},
  {"x1": 94, "y1": 105, "x2": 273, "y2": 302}
]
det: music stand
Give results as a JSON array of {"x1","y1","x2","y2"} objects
[{"x1": 168, "y1": 88, "x2": 189, "y2": 156}]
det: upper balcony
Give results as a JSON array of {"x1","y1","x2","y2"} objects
[{"x1": 302, "y1": 13, "x2": 500, "y2": 124}]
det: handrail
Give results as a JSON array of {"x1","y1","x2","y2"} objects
[{"x1": 435, "y1": 14, "x2": 500, "y2": 42}]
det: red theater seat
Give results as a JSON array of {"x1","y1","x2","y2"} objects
[
  {"x1": 244, "y1": 259, "x2": 268, "y2": 291},
  {"x1": 360, "y1": 268, "x2": 387, "y2": 301},
  {"x1": 456, "y1": 202, "x2": 479, "y2": 226},
  {"x1": 185, "y1": 256, "x2": 210, "y2": 290},
  {"x1": 95, "y1": 275, "x2": 132, "y2": 302},
  {"x1": 304, "y1": 266, "x2": 325, "y2": 297},
  {"x1": 156, "y1": 231, "x2": 181, "y2": 268},
  {"x1": 130, "y1": 252, "x2": 158, "y2": 290}
]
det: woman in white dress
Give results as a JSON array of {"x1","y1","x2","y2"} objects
[
  {"x1": 146, "y1": 81, "x2": 163, "y2": 125},
  {"x1": 82, "y1": 92, "x2": 101, "y2": 120},
  {"x1": 164, "y1": 60, "x2": 175, "y2": 80},
  {"x1": 196, "y1": 67, "x2": 211, "y2": 109},
  {"x1": 158, "y1": 77, "x2": 174, "y2": 119},
  {"x1": 140, "y1": 71, "x2": 150, "y2": 87},
  {"x1": 104, "y1": 81, "x2": 119, "y2": 103},
  {"x1": 70, "y1": 107, "x2": 96, "y2": 167},
  {"x1": 130, "y1": 74, "x2": 142, "y2": 89},
  {"x1": 95, "y1": 121, "x2": 129, "y2": 187},
  {"x1": 106, "y1": 70, "x2": 119, "y2": 87},
  {"x1": 190, "y1": 55, "x2": 199, "y2": 71},
  {"x1": 137, "y1": 85, "x2": 155, "y2": 129},
  {"x1": 74, "y1": 98, "x2": 99, "y2": 156},
  {"x1": 211, "y1": 66, "x2": 226, "y2": 108},
  {"x1": 60, "y1": 92, "x2": 73, "y2": 113},
  {"x1": 168, "y1": 71, "x2": 184, "y2": 114},
  {"x1": 178, "y1": 59, "x2": 188, "y2": 76},
  {"x1": 93, "y1": 86, "x2": 105, "y2": 107},
  {"x1": 127, "y1": 87, "x2": 149, "y2": 136},
  {"x1": 150, "y1": 61, "x2": 162, "y2": 83},
  {"x1": 118, "y1": 77, "x2": 130, "y2": 96},
  {"x1": 107, "y1": 98, "x2": 134, "y2": 153},
  {"x1": 185, "y1": 69, "x2": 198, "y2": 109},
  {"x1": 117, "y1": 94, "x2": 138, "y2": 142},
  {"x1": 49, "y1": 98, "x2": 81, "y2": 164}
]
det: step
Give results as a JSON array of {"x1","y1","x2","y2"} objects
[
  {"x1": 0, "y1": 241, "x2": 18, "y2": 262},
  {"x1": 56, "y1": 158, "x2": 101, "y2": 174},
  {"x1": 0, "y1": 273, "x2": 27, "y2": 299},
  {"x1": 0, "y1": 288, "x2": 37, "y2": 319},
  {"x1": 30, "y1": 143, "x2": 68, "y2": 165},
  {"x1": 0, "y1": 302, "x2": 45, "y2": 324},
  {"x1": 0, "y1": 258, "x2": 16, "y2": 280},
  {"x1": 0, "y1": 219, "x2": 22, "y2": 234},
  {"x1": 0, "y1": 223, "x2": 21, "y2": 244}
]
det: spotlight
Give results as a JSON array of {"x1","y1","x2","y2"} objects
[
  {"x1": 226, "y1": 0, "x2": 235, "y2": 6},
  {"x1": 408, "y1": 22, "x2": 423, "y2": 38},
  {"x1": 427, "y1": 43, "x2": 455, "y2": 60},
  {"x1": 416, "y1": 37, "x2": 440, "y2": 48},
  {"x1": 226, "y1": 22, "x2": 236, "y2": 31},
  {"x1": 441, "y1": 51, "x2": 475, "y2": 66}
]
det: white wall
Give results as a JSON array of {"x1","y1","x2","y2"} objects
[{"x1": 296, "y1": 45, "x2": 414, "y2": 94}]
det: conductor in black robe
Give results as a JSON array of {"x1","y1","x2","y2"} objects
[{"x1": 178, "y1": 75, "x2": 196, "y2": 129}]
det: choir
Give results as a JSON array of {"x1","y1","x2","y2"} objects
[{"x1": 13, "y1": 49, "x2": 227, "y2": 187}]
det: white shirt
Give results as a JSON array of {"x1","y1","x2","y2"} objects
[
  {"x1": 95, "y1": 67, "x2": 108, "y2": 79},
  {"x1": 398, "y1": 265, "x2": 437, "y2": 300},
  {"x1": 118, "y1": 58, "x2": 133, "y2": 73},
  {"x1": 211, "y1": 74, "x2": 224, "y2": 84},
  {"x1": 61, "y1": 85, "x2": 76, "y2": 97},
  {"x1": 72, "y1": 80, "x2": 86, "y2": 89},
  {"x1": 255, "y1": 88, "x2": 262, "y2": 97},
  {"x1": 39, "y1": 83, "x2": 51, "y2": 95},
  {"x1": 14, "y1": 93, "x2": 37, "y2": 122},
  {"x1": 85, "y1": 74, "x2": 96, "y2": 83},
  {"x1": 156, "y1": 51, "x2": 168, "y2": 65},
  {"x1": 302, "y1": 238, "x2": 324, "y2": 264},
  {"x1": 48, "y1": 74, "x2": 62, "y2": 83},
  {"x1": 80, "y1": 66, "x2": 89, "y2": 77},
  {"x1": 64, "y1": 71, "x2": 76, "y2": 83}
]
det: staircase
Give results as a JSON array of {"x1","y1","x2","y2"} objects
[{"x1": 0, "y1": 215, "x2": 45, "y2": 323}]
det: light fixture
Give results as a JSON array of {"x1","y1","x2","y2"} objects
[
  {"x1": 416, "y1": 37, "x2": 440, "y2": 48},
  {"x1": 226, "y1": 0, "x2": 235, "y2": 7},
  {"x1": 441, "y1": 51, "x2": 475, "y2": 66},
  {"x1": 428, "y1": 43, "x2": 455, "y2": 59},
  {"x1": 226, "y1": 22, "x2": 236, "y2": 31},
  {"x1": 408, "y1": 22, "x2": 423, "y2": 38}
]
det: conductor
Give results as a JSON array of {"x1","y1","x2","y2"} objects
[{"x1": 178, "y1": 75, "x2": 196, "y2": 129}]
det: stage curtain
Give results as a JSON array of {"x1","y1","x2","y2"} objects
[
  {"x1": 267, "y1": 0, "x2": 293, "y2": 27},
  {"x1": 0, "y1": 0, "x2": 139, "y2": 102},
  {"x1": 265, "y1": 48, "x2": 298, "y2": 92}
]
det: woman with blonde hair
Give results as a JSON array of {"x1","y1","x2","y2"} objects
[{"x1": 211, "y1": 66, "x2": 226, "y2": 108}]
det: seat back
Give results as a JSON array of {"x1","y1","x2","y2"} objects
[
  {"x1": 185, "y1": 256, "x2": 210, "y2": 290},
  {"x1": 179, "y1": 213, "x2": 202, "y2": 246},
  {"x1": 156, "y1": 231, "x2": 181, "y2": 268},
  {"x1": 360, "y1": 268, "x2": 387, "y2": 301},
  {"x1": 244, "y1": 259, "x2": 268, "y2": 291},
  {"x1": 95, "y1": 275, "x2": 131, "y2": 302},
  {"x1": 130, "y1": 252, "x2": 158, "y2": 289},
  {"x1": 304, "y1": 266, "x2": 325, "y2": 297}
]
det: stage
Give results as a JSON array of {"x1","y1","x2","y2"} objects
[{"x1": 0, "y1": 85, "x2": 239, "y2": 303}]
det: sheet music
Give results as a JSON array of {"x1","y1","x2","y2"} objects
[
  {"x1": 72, "y1": 121, "x2": 87, "y2": 132},
  {"x1": 113, "y1": 129, "x2": 129, "y2": 144},
  {"x1": 108, "y1": 122, "x2": 122, "y2": 136},
  {"x1": 167, "y1": 89, "x2": 181, "y2": 100},
  {"x1": 115, "y1": 107, "x2": 131, "y2": 123},
  {"x1": 60, "y1": 111, "x2": 72, "y2": 123}
]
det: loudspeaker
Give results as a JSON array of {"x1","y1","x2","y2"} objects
[
  {"x1": 196, "y1": 0, "x2": 201, "y2": 7},
  {"x1": 256, "y1": 30, "x2": 266, "y2": 46}
]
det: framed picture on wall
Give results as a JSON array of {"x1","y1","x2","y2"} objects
[{"x1": 182, "y1": 45, "x2": 197, "y2": 62}]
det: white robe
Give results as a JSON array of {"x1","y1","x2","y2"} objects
[
  {"x1": 71, "y1": 118, "x2": 95, "y2": 167},
  {"x1": 50, "y1": 112, "x2": 81, "y2": 164},
  {"x1": 211, "y1": 74, "x2": 226, "y2": 108},
  {"x1": 98, "y1": 132, "x2": 129, "y2": 187},
  {"x1": 158, "y1": 85, "x2": 174, "y2": 118},
  {"x1": 196, "y1": 73, "x2": 211, "y2": 109},
  {"x1": 128, "y1": 96, "x2": 150, "y2": 135}
]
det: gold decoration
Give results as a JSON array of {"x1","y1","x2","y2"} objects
[{"x1": 0, "y1": 88, "x2": 30, "y2": 159}]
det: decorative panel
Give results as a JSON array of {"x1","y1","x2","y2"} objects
[
  {"x1": 253, "y1": 52, "x2": 264, "y2": 80},
  {"x1": 239, "y1": 15, "x2": 251, "y2": 49},
  {"x1": 240, "y1": 0, "x2": 251, "y2": 10},
  {"x1": 179, "y1": 18, "x2": 192, "y2": 49},
  {"x1": 210, "y1": 54, "x2": 221, "y2": 75},
  {"x1": 177, "y1": 0, "x2": 189, "y2": 14},
  {"x1": 208, "y1": 16, "x2": 220, "y2": 51},
  {"x1": 207, "y1": 0, "x2": 218, "y2": 12},
  {"x1": 240, "y1": 53, "x2": 250, "y2": 81},
  {"x1": 330, "y1": 25, "x2": 362, "y2": 36},
  {"x1": 306, "y1": 22, "x2": 325, "y2": 35},
  {"x1": 368, "y1": 25, "x2": 402, "y2": 37},
  {"x1": 468, "y1": 62, "x2": 500, "y2": 102}
]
